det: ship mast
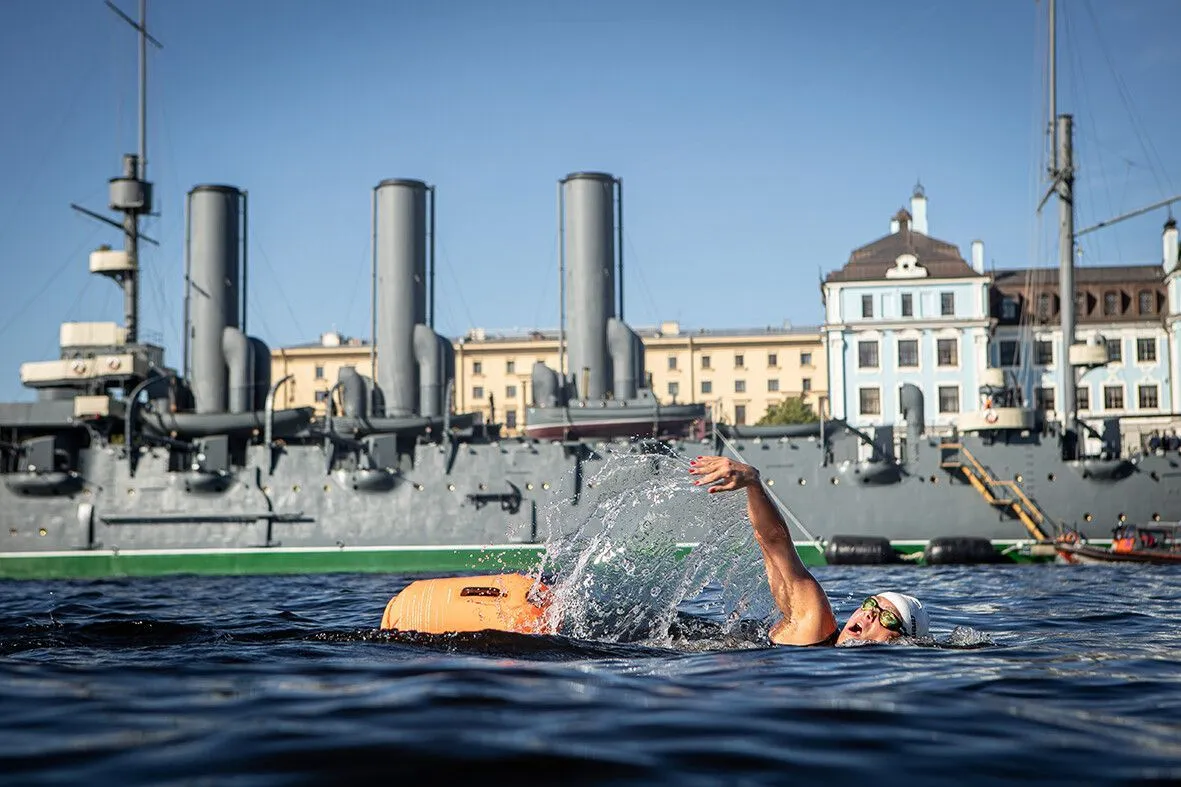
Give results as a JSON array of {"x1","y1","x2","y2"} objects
[
  {"x1": 1035, "y1": 0, "x2": 1080, "y2": 447},
  {"x1": 70, "y1": 0, "x2": 162, "y2": 347},
  {"x1": 1040, "y1": 0, "x2": 1181, "y2": 457}
]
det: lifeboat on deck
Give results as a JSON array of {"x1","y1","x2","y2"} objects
[{"x1": 380, "y1": 573, "x2": 556, "y2": 634}]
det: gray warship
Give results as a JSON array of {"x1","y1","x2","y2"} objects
[{"x1": 2, "y1": 0, "x2": 1179, "y2": 578}]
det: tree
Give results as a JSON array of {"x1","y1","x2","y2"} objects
[{"x1": 757, "y1": 396, "x2": 818, "y2": 425}]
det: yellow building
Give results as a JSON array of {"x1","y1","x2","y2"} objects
[{"x1": 271, "y1": 322, "x2": 827, "y2": 434}]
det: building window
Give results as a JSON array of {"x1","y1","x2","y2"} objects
[
  {"x1": 1001, "y1": 296, "x2": 1018, "y2": 320},
  {"x1": 473, "y1": 386, "x2": 484, "y2": 400},
  {"x1": 768, "y1": 352, "x2": 778, "y2": 367},
  {"x1": 1077, "y1": 386, "x2": 1090, "y2": 411},
  {"x1": 1035, "y1": 386, "x2": 1056, "y2": 412},
  {"x1": 1139, "y1": 290, "x2": 1154, "y2": 315},
  {"x1": 861, "y1": 295, "x2": 873, "y2": 318},
  {"x1": 667, "y1": 381, "x2": 679, "y2": 398},
  {"x1": 901, "y1": 293, "x2": 913, "y2": 317},
  {"x1": 1036, "y1": 293, "x2": 1052, "y2": 321},
  {"x1": 940, "y1": 292, "x2": 955, "y2": 316},
  {"x1": 1103, "y1": 291, "x2": 1118, "y2": 316},
  {"x1": 505, "y1": 409, "x2": 517, "y2": 429},
  {"x1": 1035, "y1": 340, "x2": 1054, "y2": 366},
  {"x1": 802, "y1": 378, "x2": 812, "y2": 392},
  {"x1": 1136, "y1": 338, "x2": 1157, "y2": 363},
  {"x1": 859, "y1": 387, "x2": 881, "y2": 415},
  {"x1": 667, "y1": 355, "x2": 677, "y2": 371},
  {"x1": 897, "y1": 339, "x2": 919, "y2": 368},
  {"x1": 998, "y1": 341, "x2": 1020, "y2": 366},
  {"x1": 767, "y1": 379, "x2": 780, "y2": 392},
  {"x1": 314, "y1": 365, "x2": 325, "y2": 380},
  {"x1": 505, "y1": 385, "x2": 517, "y2": 399},
  {"x1": 701, "y1": 380, "x2": 712, "y2": 395},
  {"x1": 858, "y1": 340, "x2": 879, "y2": 369},
  {"x1": 938, "y1": 385, "x2": 960, "y2": 414},
  {"x1": 1139, "y1": 384, "x2": 1160, "y2": 409},
  {"x1": 1075, "y1": 291, "x2": 1086, "y2": 317},
  {"x1": 800, "y1": 352, "x2": 812, "y2": 366},
  {"x1": 735, "y1": 353, "x2": 745, "y2": 368},
  {"x1": 734, "y1": 405, "x2": 747, "y2": 425},
  {"x1": 472, "y1": 361, "x2": 483, "y2": 375},
  {"x1": 506, "y1": 360, "x2": 516, "y2": 374},
  {"x1": 1106, "y1": 338, "x2": 1122, "y2": 362},
  {"x1": 936, "y1": 338, "x2": 958, "y2": 367},
  {"x1": 1103, "y1": 385, "x2": 1124, "y2": 410},
  {"x1": 735, "y1": 380, "x2": 746, "y2": 393},
  {"x1": 315, "y1": 390, "x2": 329, "y2": 403},
  {"x1": 701, "y1": 355, "x2": 711, "y2": 370}
]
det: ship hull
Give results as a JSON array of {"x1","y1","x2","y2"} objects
[{"x1": 2, "y1": 424, "x2": 1177, "y2": 579}]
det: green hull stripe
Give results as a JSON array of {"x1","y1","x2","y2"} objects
[{"x1": 0, "y1": 540, "x2": 1047, "y2": 580}]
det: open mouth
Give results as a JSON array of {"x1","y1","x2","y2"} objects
[{"x1": 848, "y1": 622, "x2": 863, "y2": 636}]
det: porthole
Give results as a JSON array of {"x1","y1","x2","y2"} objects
[
  {"x1": 1047, "y1": 473, "x2": 1055, "y2": 482},
  {"x1": 1084, "y1": 512, "x2": 1093, "y2": 522},
  {"x1": 1015, "y1": 474, "x2": 1024, "y2": 483},
  {"x1": 1153, "y1": 513, "x2": 1161, "y2": 522},
  {"x1": 766, "y1": 479, "x2": 775, "y2": 486},
  {"x1": 1118, "y1": 513, "x2": 1126, "y2": 523},
  {"x1": 798, "y1": 478, "x2": 806, "y2": 486},
  {"x1": 38, "y1": 528, "x2": 47, "y2": 537}
]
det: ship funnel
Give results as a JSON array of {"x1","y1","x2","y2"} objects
[
  {"x1": 373, "y1": 179, "x2": 435, "y2": 417},
  {"x1": 185, "y1": 185, "x2": 244, "y2": 414},
  {"x1": 561, "y1": 172, "x2": 620, "y2": 401}
]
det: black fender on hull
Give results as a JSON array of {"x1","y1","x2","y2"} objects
[
  {"x1": 824, "y1": 535, "x2": 899, "y2": 565},
  {"x1": 924, "y1": 536, "x2": 1002, "y2": 565}
]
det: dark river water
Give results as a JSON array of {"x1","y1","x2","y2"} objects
[{"x1": 3, "y1": 563, "x2": 1181, "y2": 786}]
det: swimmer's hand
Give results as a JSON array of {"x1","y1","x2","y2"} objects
[{"x1": 688, "y1": 456, "x2": 760, "y2": 493}]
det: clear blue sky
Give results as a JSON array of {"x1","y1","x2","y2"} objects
[{"x1": 2, "y1": 0, "x2": 1179, "y2": 401}]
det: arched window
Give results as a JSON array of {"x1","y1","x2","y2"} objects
[
  {"x1": 1103, "y1": 291, "x2": 1119, "y2": 316},
  {"x1": 1138, "y1": 290, "x2": 1155, "y2": 315}
]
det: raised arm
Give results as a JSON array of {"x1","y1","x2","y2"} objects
[{"x1": 689, "y1": 456, "x2": 837, "y2": 646}]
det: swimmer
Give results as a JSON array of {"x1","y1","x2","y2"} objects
[{"x1": 688, "y1": 455, "x2": 929, "y2": 646}]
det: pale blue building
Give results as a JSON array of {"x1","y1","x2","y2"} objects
[{"x1": 823, "y1": 188, "x2": 991, "y2": 431}]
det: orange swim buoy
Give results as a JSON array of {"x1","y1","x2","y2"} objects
[{"x1": 380, "y1": 573, "x2": 555, "y2": 634}]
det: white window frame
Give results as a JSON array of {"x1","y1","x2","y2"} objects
[
  {"x1": 858, "y1": 386, "x2": 882, "y2": 416},
  {"x1": 937, "y1": 384, "x2": 961, "y2": 414},
  {"x1": 1102, "y1": 383, "x2": 1127, "y2": 412}
]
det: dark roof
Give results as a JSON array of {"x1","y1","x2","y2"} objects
[
  {"x1": 993, "y1": 265, "x2": 1164, "y2": 287},
  {"x1": 825, "y1": 226, "x2": 979, "y2": 282}
]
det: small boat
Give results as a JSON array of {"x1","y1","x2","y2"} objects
[{"x1": 1055, "y1": 523, "x2": 1181, "y2": 565}]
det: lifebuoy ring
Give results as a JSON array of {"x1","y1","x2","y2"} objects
[{"x1": 984, "y1": 410, "x2": 999, "y2": 424}]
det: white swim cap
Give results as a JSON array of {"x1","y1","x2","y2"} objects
[{"x1": 876, "y1": 592, "x2": 930, "y2": 638}]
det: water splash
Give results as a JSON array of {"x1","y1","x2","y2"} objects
[{"x1": 531, "y1": 445, "x2": 771, "y2": 645}]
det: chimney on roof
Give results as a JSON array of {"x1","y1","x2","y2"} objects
[
  {"x1": 971, "y1": 240, "x2": 985, "y2": 274},
  {"x1": 910, "y1": 183, "x2": 928, "y2": 234},
  {"x1": 1164, "y1": 217, "x2": 1178, "y2": 274}
]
